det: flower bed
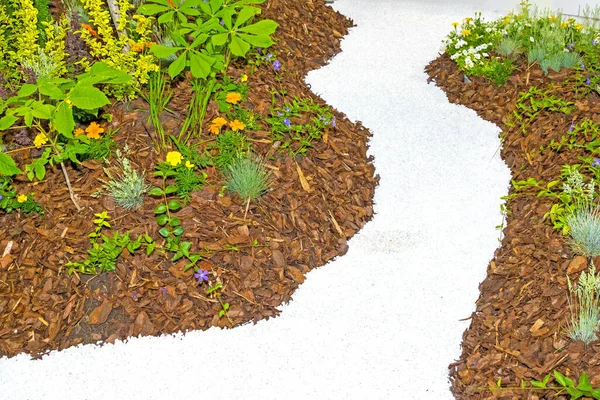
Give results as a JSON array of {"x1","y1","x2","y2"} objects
[
  {"x1": 428, "y1": 1, "x2": 600, "y2": 398},
  {"x1": 0, "y1": 0, "x2": 377, "y2": 358}
]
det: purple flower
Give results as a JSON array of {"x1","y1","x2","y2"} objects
[
  {"x1": 194, "y1": 269, "x2": 209, "y2": 283},
  {"x1": 594, "y1": 158, "x2": 600, "y2": 167},
  {"x1": 285, "y1": 107, "x2": 290, "y2": 112},
  {"x1": 131, "y1": 291, "x2": 139, "y2": 300},
  {"x1": 581, "y1": 63, "x2": 586, "y2": 70},
  {"x1": 0, "y1": 195, "x2": 3, "y2": 201},
  {"x1": 273, "y1": 59, "x2": 282, "y2": 71},
  {"x1": 587, "y1": 77, "x2": 592, "y2": 85},
  {"x1": 594, "y1": 39, "x2": 598, "y2": 45},
  {"x1": 568, "y1": 42, "x2": 575, "y2": 50},
  {"x1": 160, "y1": 287, "x2": 168, "y2": 295},
  {"x1": 266, "y1": 52, "x2": 272, "y2": 58},
  {"x1": 257, "y1": 47, "x2": 262, "y2": 54},
  {"x1": 220, "y1": 20, "x2": 224, "y2": 26},
  {"x1": 331, "y1": 117, "x2": 336, "y2": 128},
  {"x1": 569, "y1": 120, "x2": 576, "y2": 132},
  {"x1": 283, "y1": 118, "x2": 291, "y2": 127},
  {"x1": 276, "y1": 111, "x2": 283, "y2": 116}
]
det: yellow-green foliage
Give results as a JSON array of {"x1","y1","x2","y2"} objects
[
  {"x1": 42, "y1": 16, "x2": 69, "y2": 78},
  {"x1": 79, "y1": 0, "x2": 159, "y2": 99},
  {"x1": 0, "y1": 0, "x2": 41, "y2": 85}
]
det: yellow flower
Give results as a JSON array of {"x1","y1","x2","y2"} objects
[
  {"x1": 16, "y1": 194, "x2": 27, "y2": 204},
  {"x1": 504, "y1": 16, "x2": 511, "y2": 24},
  {"x1": 212, "y1": 117, "x2": 228, "y2": 127},
  {"x1": 225, "y1": 92, "x2": 242, "y2": 104},
  {"x1": 561, "y1": 21, "x2": 568, "y2": 28},
  {"x1": 240, "y1": 74, "x2": 248, "y2": 82},
  {"x1": 229, "y1": 120, "x2": 246, "y2": 131},
  {"x1": 575, "y1": 24, "x2": 583, "y2": 31},
  {"x1": 451, "y1": 22, "x2": 459, "y2": 28},
  {"x1": 548, "y1": 14, "x2": 555, "y2": 21},
  {"x1": 461, "y1": 29, "x2": 471, "y2": 37},
  {"x1": 209, "y1": 124, "x2": 220, "y2": 135},
  {"x1": 74, "y1": 128, "x2": 85, "y2": 136},
  {"x1": 185, "y1": 160, "x2": 195, "y2": 169},
  {"x1": 65, "y1": 99, "x2": 73, "y2": 108},
  {"x1": 464, "y1": 17, "x2": 472, "y2": 23},
  {"x1": 85, "y1": 121, "x2": 104, "y2": 139},
  {"x1": 33, "y1": 133, "x2": 48, "y2": 148},
  {"x1": 166, "y1": 151, "x2": 183, "y2": 166}
]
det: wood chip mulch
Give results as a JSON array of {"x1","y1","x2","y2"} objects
[
  {"x1": 427, "y1": 55, "x2": 600, "y2": 398},
  {"x1": 0, "y1": 0, "x2": 378, "y2": 358}
]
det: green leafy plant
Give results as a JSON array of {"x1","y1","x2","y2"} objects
[
  {"x1": 209, "y1": 130, "x2": 249, "y2": 170},
  {"x1": 509, "y1": 85, "x2": 574, "y2": 135},
  {"x1": 93, "y1": 147, "x2": 151, "y2": 210},
  {"x1": 138, "y1": 70, "x2": 173, "y2": 152},
  {"x1": 567, "y1": 204, "x2": 600, "y2": 257},
  {"x1": 549, "y1": 120, "x2": 600, "y2": 154},
  {"x1": 485, "y1": 370, "x2": 600, "y2": 399},
  {"x1": 266, "y1": 95, "x2": 335, "y2": 155},
  {"x1": 567, "y1": 262, "x2": 600, "y2": 343},
  {"x1": 66, "y1": 211, "x2": 152, "y2": 274},
  {"x1": 0, "y1": 176, "x2": 43, "y2": 214}
]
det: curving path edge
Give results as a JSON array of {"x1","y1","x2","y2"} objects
[{"x1": 0, "y1": 1, "x2": 513, "y2": 398}]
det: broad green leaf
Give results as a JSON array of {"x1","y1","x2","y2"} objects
[
  {"x1": 69, "y1": 85, "x2": 110, "y2": 109},
  {"x1": 0, "y1": 115, "x2": 17, "y2": 130},
  {"x1": 236, "y1": 32, "x2": 273, "y2": 47},
  {"x1": 234, "y1": 6, "x2": 258, "y2": 29},
  {"x1": 189, "y1": 51, "x2": 214, "y2": 79},
  {"x1": 158, "y1": 10, "x2": 176, "y2": 24},
  {"x1": 211, "y1": 32, "x2": 229, "y2": 46},
  {"x1": 229, "y1": 34, "x2": 251, "y2": 57},
  {"x1": 164, "y1": 185, "x2": 178, "y2": 194},
  {"x1": 168, "y1": 200, "x2": 181, "y2": 211},
  {"x1": 156, "y1": 214, "x2": 169, "y2": 226},
  {"x1": 31, "y1": 102, "x2": 54, "y2": 120},
  {"x1": 146, "y1": 242, "x2": 156, "y2": 256},
  {"x1": 173, "y1": 226, "x2": 184, "y2": 236},
  {"x1": 0, "y1": 153, "x2": 22, "y2": 176},
  {"x1": 237, "y1": 19, "x2": 278, "y2": 35},
  {"x1": 150, "y1": 44, "x2": 182, "y2": 58},
  {"x1": 137, "y1": 3, "x2": 168, "y2": 15},
  {"x1": 54, "y1": 101, "x2": 75, "y2": 136},
  {"x1": 169, "y1": 217, "x2": 181, "y2": 227},
  {"x1": 17, "y1": 84, "x2": 37, "y2": 98},
  {"x1": 168, "y1": 53, "x2": 187, "y2": 79},
  {"x1": 37, "y1": 81, "x2": 65, "y2": 99},
  {"x1": 180, "y1": 241, "x2": 191, "y2": 257},
  {"x1": 577, "y1": 373, "x2": 593, "y2": 392},
  {"x1": 148, "y1": 187, "x2": 164, "y2": 196},
  {"x1": 190, "y1": 33, "x2": 209, "y2": 48},
  {"x1": 158, "y1": 227, "x2": 170, "y2": 238},
  {"x1": 154, "y1": 203, "x2": 167, "y2": 214}
]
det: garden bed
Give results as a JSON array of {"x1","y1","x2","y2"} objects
[
  {"x1": 0, "y1": 0, "x2": 377, "y2": 358},
  {"x1": 426, "y1": 5, "x2": 600, "y2": 399}
]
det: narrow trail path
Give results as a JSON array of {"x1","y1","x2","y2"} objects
[{"x1": 0, "y1": 1, "x2": 512, "y2": 398}]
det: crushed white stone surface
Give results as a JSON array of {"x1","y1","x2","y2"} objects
[{"x1": 0, "y1": 1, "x2": 516, "y2": 398}]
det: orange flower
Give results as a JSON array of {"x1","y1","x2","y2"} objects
[
  {"x1": 132, "y1": 44, "x2": 144, "y2": 52},
  {"x1": 74, "y1": 128, "x2": 85, "y2": 136},
  {"x1": 212, "y1": 117, "x2": 228, "y2": 127},
  {"x1": 229, "y1": 120, "x2": 246, "y2": 131},
  {"x1": 81, "y1": 23, "x2": 99, "y2": 38},
  {"x1": 85, "y1": 122, "x2": 104, "y2": 139},
  {"x1": 208, "y1": 124, "x2": 220, "y2": 135},
  {"x1": 225, "y1": 92, "x2": 242, "y2": 104}
]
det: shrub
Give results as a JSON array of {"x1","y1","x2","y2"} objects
[{"x1": 567, "y1": 204, "x2": 600, "y2": 257}]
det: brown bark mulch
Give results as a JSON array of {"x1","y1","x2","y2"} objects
[
  {"x1": 427, "y1": 55, "x2": 600, "y2": 398},
  {"x1": 0, "y1": 0, "x2": 378, "y2": 358}
]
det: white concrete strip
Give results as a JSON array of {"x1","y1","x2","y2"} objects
[{"x1": 0, "y1": 1, "x2": 518, "y2": 399}]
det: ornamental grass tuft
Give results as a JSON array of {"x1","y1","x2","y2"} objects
[
  {"x1": 223, "y1": 155, "x2": 270, "y2": 201},
  {"x1": 567, "y1": 264, "x2": 600, "y2": 343},
  {"x1": 566, "y1": 204, "x2": 600, "y2": 257}
]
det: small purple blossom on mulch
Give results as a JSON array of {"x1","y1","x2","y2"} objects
[
  {"x1": 586, "y1": 77, "x2": 592, "y2": 85},
  {"x1": 593, "y1": 158, "x2": 600, "y2": 167},
  {"x1": 160, "y1": 287, "x2": 168, "y2": 295},
  {"x1": 194, "y1": 269, "x2": 209, "y2": 283},
  {"x1": 131, "y1": 292, "x2": 139, "y2": 300},
  {"x1": 273, "y1": 60, "x2": 282, "y2": 71},
  {"x1": 569, "y1": 120, "x2": 576, "y2": 132},
  {"x1": 331, "y1": 117, "x2": 337, "y2": 127},
  {"x1": 283, "y1": 118, "x2": 291, "y2": 127}
]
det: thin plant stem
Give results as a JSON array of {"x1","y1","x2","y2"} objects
[{"x1": 60, "y1": 161, "x2": 82, "y2": 212}]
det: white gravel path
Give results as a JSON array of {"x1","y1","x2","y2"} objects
[{"x1": 0, "y1": 1, "x2": 516, "y2": 399}]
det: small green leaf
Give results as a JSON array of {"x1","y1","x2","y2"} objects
[
  {"x1": 172, "y1": 226, "x2": 184, "y2": 236},
  {"x1": 146, "y1": 242, "x2": 156, "y2": 255},
  {"x1": 154, "y1": 203, "x2": 167, "y2": 214},
  {"x1": 180, "y1": 241, "x2": 191, "y2": 257},
  {"x1": 149, "y1": 44, "x2": 182, "y2": 58},
  {"x1": 577, "y1": 373, "x2": 593, "y2": 392},
  {"x1": 17, "y1": 84, "x2": 37, "y2": 98},
  {"x1": 167, "y1": 200, "x2": 181, "y2": 211},
  {"x1": 164, "y1": 185, "x2": 178, "y2": 194},
  {"x1": 169, "y1": 217, "x2": 181, "y2": 227},
  {"x1": 158, "y1": 227, "x2": 171, "y2": 238},
  {"x1": 156, "y1": 214, "x2": 169, "y2": 226},
  {"x1": 148, "y1": 187, "x2": 164, "y2": 196},
  {"x1": 54, "y1": 101, "x2": 75, "y2": 136},
  {"x1": 0, "y1": 115, "x2": 17, "y2": 130},
  {"x1": 168, "y1": 53, "x2": 187, "y2": 79}
]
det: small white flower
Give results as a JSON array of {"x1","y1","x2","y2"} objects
[
  {"x1": 485, "y1": 27, "x2": 492, "y2": 32},
  {"x1": 474, "y1": 53, "x2": 481, "y2": 60},
  {"x1": 530, "y1": 36, "x2": 535, "y2": 42},
  {"x1": 483, "y1": 52, "x2": 489, "y2": 57}
]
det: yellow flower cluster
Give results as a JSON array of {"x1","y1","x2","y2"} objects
[
  {"x1": 79, "y1": 0, "x2": 159, "y2": 99},
  {"x1": 34, "y1": 133, "x2": 48, "y2": 148},
  {"x1": 17, "y1": 194, "x2": 28, "y2": 204},
  {"x1": 165, "y1": 152, "x2": 195, "y2": 169}
]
